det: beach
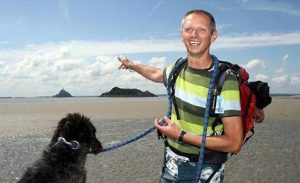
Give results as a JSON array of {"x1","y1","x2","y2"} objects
[{"x1": 0, "y1": 97, "x2": 299, "y2": 183}]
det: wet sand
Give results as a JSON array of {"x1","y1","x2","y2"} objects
[{"x1": 0, "y1": 97, "x2": 299, "y2": 183}]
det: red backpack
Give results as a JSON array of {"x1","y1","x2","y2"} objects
[{"x1": 211, "y1": 61, "x2": 258, "y2": 142}]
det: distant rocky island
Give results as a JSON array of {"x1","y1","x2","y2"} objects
[
  {"x1": 100, "y1": 87, "x2": 157, "y2": 97},
  {"x1": 53, "y1": 89, "x2": 73, "y2": 97}
]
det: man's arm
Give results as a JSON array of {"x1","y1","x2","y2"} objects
[
  {"x1": 155, "y1": 116, "x2": 243, "y2": 153},
  {"x1": 118, "y1": 56, "x2": 164, "y2": 83}
]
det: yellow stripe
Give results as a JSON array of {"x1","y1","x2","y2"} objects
[
  {"x1": 172, "y1": 113, "x2": 223, "y2": 135},
  {"x1": 222, "y1": 90, "x2": 240, "y2": 100},
  {"x1": 176, "y1": 77, "x2": 208, "y2": 98}
]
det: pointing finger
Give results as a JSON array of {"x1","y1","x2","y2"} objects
[{"x1": 118, "y1": 55, "x2": 128, "y2": 62}]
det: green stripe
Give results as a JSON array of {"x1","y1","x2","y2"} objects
[
  {"x1": 182, "y1": 67, "x2": 211, "y2": 87},
  {"x1": 175, "y1": 97, "x2": 205, "y2": 120},
  {"x1": 172, "y1": 109, "x2": 220, "y2": 135},
  {"x1": 219, "y1": 110, "x2": 241, "y2": 117},
  {"x1": 167, "y1": 138, "x2": 199, "y2": 154},
  {"x1": 222, "y1": 75, "x2": 239, "y2": 91}
]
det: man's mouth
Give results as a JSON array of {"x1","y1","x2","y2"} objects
[{"x1": 189, "y1": 41, "x2": 200, "y2": 46}]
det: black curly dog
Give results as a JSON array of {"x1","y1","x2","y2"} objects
[{"x1": 18, "y1": 113, "x2": 103, "y2": 183}]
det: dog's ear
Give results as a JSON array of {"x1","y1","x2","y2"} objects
[
  {"x1": 62, "y1": 120, "x2": 73, "y2": 128},
  {"x1": 60, "y1": 120, "x2": 75, "y2": 137},
  {"x1": 51, "y1": 117, "x2": 73, "y2": 141}
]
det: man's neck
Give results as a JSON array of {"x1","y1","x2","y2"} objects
[{"x1": 187, "y1": 53, "x2": 212, "y2": 69}]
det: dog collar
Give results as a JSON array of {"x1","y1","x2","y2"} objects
[{"x1": 50, "y1": 137, "x2": 80, "y2": 150}]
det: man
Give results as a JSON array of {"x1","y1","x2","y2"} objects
[{"x1": 118, "y1": 10, "x2": 243, "y2": 183}]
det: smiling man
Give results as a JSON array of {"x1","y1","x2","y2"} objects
[{"x1": 118, "y1": 10, "x2": 243, "y2": 183}]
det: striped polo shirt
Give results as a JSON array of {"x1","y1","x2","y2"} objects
[{"x1": 163, "y1": 58, "x2": 241, "y2": 155}]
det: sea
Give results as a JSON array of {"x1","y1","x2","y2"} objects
[{"x1": 0, "y1": 96, "x2": 167, "y2": 104}]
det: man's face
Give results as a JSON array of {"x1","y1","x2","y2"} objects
[{"x1": 181, "y1": 13, "x2": 217, "y2": 56}]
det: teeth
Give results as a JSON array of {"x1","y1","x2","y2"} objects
[{"x1": 190, "y1": 41, "x2": 200, "y2": 45}]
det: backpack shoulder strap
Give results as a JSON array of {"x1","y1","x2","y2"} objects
[
  {"x1": 167, "y1": 57, "x2": 187, "y2": 119},
  {"x1": 168, "y1": 57, "x2": 187, "y2": 85},
  {"x1": 215, "y1": 61, "x2": 237, "y2": 95},
  {"x1": 211, "y1": 60, "x2": 238, "y2": 131}
]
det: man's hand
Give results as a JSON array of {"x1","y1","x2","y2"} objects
[
  {"x1": 117, "y1": 55, "x2": 164, "y2": 83},
  {"x1": 154, "y1": 116, "x2": 181, "y2": 140},
  {"x1": 118, "y1": 56, "x2": 133, "y2": 71}
]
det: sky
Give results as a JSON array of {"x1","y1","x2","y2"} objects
[{"x1": 0, "y1": 0, "x2": 300, "y2": 97}]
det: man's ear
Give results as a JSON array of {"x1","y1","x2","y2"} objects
[
  {"x1": 180, "y1": 30, "x2": 184, "y2": 42},
  {"x1": 211, "y1": 30, "x2": 218, "y2": 43}
]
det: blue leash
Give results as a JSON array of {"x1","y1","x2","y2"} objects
[
  {"x1": 195, "y1": 55, "x2": 219, "y2": 182},
  {"x1": 101, "y1": 126, "x2": 157, "y2": 153}
]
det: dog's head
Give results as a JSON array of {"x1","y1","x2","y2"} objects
[{"x1": 51, "y1": 113, "x2": 102, "y2": 154}]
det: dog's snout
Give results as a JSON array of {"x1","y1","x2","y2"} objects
[{"x1": 91, "y1": 138, "x2": 103, "y2": 154}]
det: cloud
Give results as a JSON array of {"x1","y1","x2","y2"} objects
[
  {"x1": 58, "y1": 0, "x2": 70, "y2": 21},
  {"x1": 20, "y1": 40, "x2": 184, "y2": 57},
  {"x1": 0, "y1": 43, "x2": 168, "y2": 97},
  {"x1": 243, "y1": 59, "x2": 265, "y2": 69},
  {"x1": 0, "y1": 32, "x2": 294, "y2": 55},
  {"x1": 270, "y1": 74, "x2": 300, "y2": 93},
  {"x1": 242, "y1": 0, "x2": 300, "y2": 16},
  {"x1": 147, "y1": 57, "x2": 167, "y2": 68},
  {"x1": 271, "y1": 74, "x2": 289, "y2": 89},
  {"x1": 1, "y1": 30, "x2": 300, "y2": 96},
  {"x1": 271, "y1": 54, "x2": 289, "y2": 75},
  {"x1": 0, "y1": 60, "x2": 4, "y2": 68},
  {"x1": 290, "y1": 76, "x2": 300, "y2": 85},
  {"x1": 272, "y1": 74, "x2": 288, "y2": 83},
  {"x1": 282, "y1": 54, "x2": 289, "y2": 63},
  {"x1": 254, "y1": 73, "x2": 268, "y2": 82},
  {"x1": 0, "y1": 46, "x2": 101, "y2": 96},
  {"x1": 214, "y1": 32, "x2": 300, "y2": 49},
  {"x1": 0, "y1": 41, "x2": 9, "y2": 45},
  {"x1": 274, "y1": 68, "x2": 285, "y2": 74},
  {"x1": 1, "y1": 32, "x2": 299, "y2": 61},
  {"x1": 147, "y1": 0, "x2": 164, "y2": 17}
]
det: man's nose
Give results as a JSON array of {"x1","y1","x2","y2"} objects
[{"x1": 191, "y1": 30, "x2": 198, "y2": 37}]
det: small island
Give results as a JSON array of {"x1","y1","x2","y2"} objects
[
  {"x1": 100, "y1": 87, "x2": 157, "y2": 97},
  {"x1": 53, "y1": 89, "x2": 73, "y2": 97}
]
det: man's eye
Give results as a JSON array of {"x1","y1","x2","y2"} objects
[
  {"x1": 198, "y1": 28, "x2": 206, "y2": 32},
  {"x1": 184, "y1": 28, "x2": 193, "y2": 34},
  {"x1": 184, "y1": 27, "x2": 208, "y2": 34},
  {"x1": 198, "y1": 28, "x2": 208, "y2": 33}
]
